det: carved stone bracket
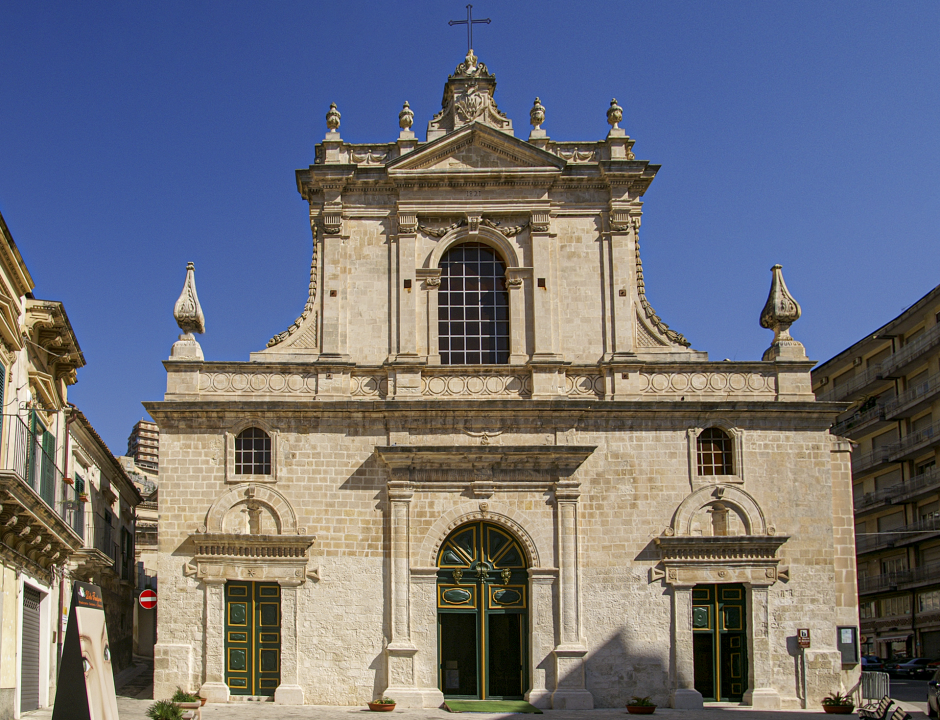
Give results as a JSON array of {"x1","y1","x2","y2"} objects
[{"x1": 187, "y1": 531, "x2": 316, "y2": 584}]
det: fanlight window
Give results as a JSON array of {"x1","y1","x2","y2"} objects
[
  {"x1": 235, "y1": 427, "x2": 271, "y2": 475},
  {"x1": 438, "y1": 242, "x2": 509, "y2": 365},
  {"x1": 697, "y1": 428, "x2": 733, "y2": 475}
]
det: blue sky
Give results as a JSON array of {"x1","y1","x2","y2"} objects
[{"x1": 0, "y1": 1, "x2": 937, "y2": 454}]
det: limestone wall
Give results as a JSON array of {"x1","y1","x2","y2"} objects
[{"x1": 152, "y1": 404, "x2": 854, "y2": 706}]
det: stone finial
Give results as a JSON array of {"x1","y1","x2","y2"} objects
[
  {"x1": 399, "y1": 101, "x2": 414, "y2": 130},
  {"x1": 760, "y1": 264, "x2": 806, "y2": 361},
  {"x1": 171, "y1": 261, "x2": 205, "y2": 360},
  {"x1": 607, "y1": 98, "x2": 623, "y2": 129},
  {"x1": 530, "y1": 97, "x2": 545, "y2": 130},
  {"x1": 326, "y1": 103, "x2": 341, "y2": 132}
]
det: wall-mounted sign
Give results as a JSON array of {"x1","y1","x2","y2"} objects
[
  {"x1": 139, "y1": 589, "x2": 157, "y2": 610},
  {"x1": 837, "y1": 626, "x2": 859, "y2": 664},
  {"x1": 797, "y1": 628, "x2": 811, "y2": 648},
  {"x1": 52, "y1": 582, "x2": 119, "y2": 720}
]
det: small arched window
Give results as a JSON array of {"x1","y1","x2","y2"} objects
[
  {"x1": 697, "y1": 428, "x2": 733, "y2": 476},
  {"x1": 438, "y1": 242, "x2": 509, "y2": 365},
  {"x1": 235, "y1": 427, "x2": 271, "y2": 475}
]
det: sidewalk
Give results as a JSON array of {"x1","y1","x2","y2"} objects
[{"x1": 21, "y1": 655, "x2": 929, "y2": 720}]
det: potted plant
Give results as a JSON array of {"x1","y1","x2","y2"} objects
[
  {"x1": 63, "y1": 476, "x2": 74, "y2": 486},
  {"x1": 78, "y1": 492, "x2": 89, "y2": 503},
  {"x1": 626, "y1": 696, "x2": 657, "y2": 714},
  {"x1": 171, "y1": 687, "x2": 202, "y2": 715},
  {"x1": 146, "y1": 699, "x2": 183, "y2": 720},
  {"x1": 368, "y1": 696, "x2": 396, "y2": 712},
  {"x1": 822, "y1": 692, "x2": 855, "y2": 714}
]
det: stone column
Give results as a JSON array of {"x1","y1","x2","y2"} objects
[
  {"x1": 274, "y1": 580, "x2": 304, "y2": 705},
  {"x1": 669, "y1": 585, "x2": 703, "y2": 709},
  {"x1": 526, "y1": 568, "x2": 557, "y2": 709},
  {"x1": 199, "y1": 579, "x2": 230, "y2": 703},
  {"x1": 743, "y1": 584, "x2": 780, "y2": 709},
  {"x1": 384, "y1": 478, "x2": 423, "y2": 707},
  {"x1": 551, "y1": 480, "x2": 593, "y2": 709}
]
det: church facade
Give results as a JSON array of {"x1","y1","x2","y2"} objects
[{"x1": 145, "y1": 52, "x2": 859, "y2": 709}]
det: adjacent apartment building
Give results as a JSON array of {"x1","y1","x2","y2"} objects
[
  {"x1": 127, "y1": 419, "x2": 159, "y2": 472},
  {"x1": 813, "y1": 283, "x2": 940, "y2": 660}
]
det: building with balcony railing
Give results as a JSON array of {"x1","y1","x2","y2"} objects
[
  {"x1": 67, "y1": 406, "x2": 142, "y2": 673},
  {"x1": 813, "y1": 281, "x2": 940, "y2": 661},
  {"x1": 0, "y1": 211, "x2": 85, "y2": 716}
]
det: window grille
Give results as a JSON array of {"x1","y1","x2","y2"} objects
[
  {"x1": 438, "y1": 242, "x2": 509, "y2": 365},
  {"x1": 697, "y1": 428, "x2": 733, "y2": 475},
  {"x1": 235, "y1": 427, "x2": 271, "y2": 475}
]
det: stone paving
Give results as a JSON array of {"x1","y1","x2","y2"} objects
[{"x1": 21, "y1": 655, "x2": 929, "y2": 720}]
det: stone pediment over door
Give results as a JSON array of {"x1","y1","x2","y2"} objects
[{"x1": 388, "y1": 124, "x2": 566, "y2": 175}]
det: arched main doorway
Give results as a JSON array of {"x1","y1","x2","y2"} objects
[{"x1": 436, "y1": 522, "x2": 528, "y2": 700}]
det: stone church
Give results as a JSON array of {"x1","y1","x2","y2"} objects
[{"x1": 145, "y1": 51, "x2": 859, "y2": 709}]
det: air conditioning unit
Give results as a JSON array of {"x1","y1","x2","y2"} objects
[{"x1": 854, "y1": 357, "x2": 863, "y2": 367}]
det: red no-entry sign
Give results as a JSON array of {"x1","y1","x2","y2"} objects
[{"x1": 139, "y1": 589, "x2": 157, "y2": 610}]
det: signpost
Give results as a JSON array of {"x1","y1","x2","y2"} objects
[
  {"x1": 139, "y1": 589, "x2": 157, "y2": 610},
  {"x1": 797, "y1": 629, "x2": 811, "y2": 709}
]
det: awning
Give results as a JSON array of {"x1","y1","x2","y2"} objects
[{"x1": 875, "y1": 635, "x2": 912, "y2": 642}]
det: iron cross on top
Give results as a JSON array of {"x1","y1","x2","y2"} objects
[{"x1": 449, "y1": 4, "x2": 491, "y2": 54}]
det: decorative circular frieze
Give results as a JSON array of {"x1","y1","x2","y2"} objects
[
  {"x1": 198, "y1": 372, "x2": 318, "y2": 394},
  {"x1": 640, "y1": 372, "x2": 774, "y2": 395},
  {"x1": 421, "y1": 373, "x2": 531, "y2": 398}
]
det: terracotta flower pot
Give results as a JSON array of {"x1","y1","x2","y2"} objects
[
  {"x1": 822, "y1": 705, "x2": 854, "y2": 714},
  {"x1": 368, "y1": 702, "x2": 396, "y2": 712},
  {"x1": 627, "y1": 706, "x2": 656, "y2": 714}
]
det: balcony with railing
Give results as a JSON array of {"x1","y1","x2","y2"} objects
[
  {"x1": 0, "y1": 414, "x2": 85, "y2": 578},
  {"x1": 882, "y1": 323, "x2": 940, "y2": 377},
  {"x1": 889, "y1": 421, "x2": 940, "y2": 462},
  {"x1": 852, "y1": 446, "x2": 897, "y2": 476},
  {"x1": 817, "y1": 365, "x2": 887, "y2": 403},
  {"x1": 833, "y1": 403, "x2": 890, "y2": 438},
  {"x1": 859, "y1": 570, "x2": 912, "y2": 595},
  {"x1": 854, "y1": 465, "x2": 940, "y2": 512},
  {"x1": 884, "y1": 372, "x2": 940, "y2": 420}
]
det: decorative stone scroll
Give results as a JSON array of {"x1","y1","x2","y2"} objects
[
  {"x1": 635, "y1": 237, "x2": 691, "y2": 347},
  {"x1": 267, "y1": 227, "x2": 319, "y2": 348}
]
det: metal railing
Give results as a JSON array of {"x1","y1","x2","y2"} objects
[
  {"x1": 852, "y1": 447, "x2": 895, "y2": 475},
  {"x1": 93, "y1": 519, "x2": 119, "y2": 568},
  {"x1": 884, "y1": 371, "x2": 940, "y2": 418},
  {"x1": 858, "y1": 571, "x2": 911, "y2": 594},
  {"x1": 3, "y1": 414, "x2": 83, "y2": 538},
  {"x1": 854, "y1": 466, "x2": 940, "y2": 510},
  {"x1": 817, "y1": 365, "x2": 884, "y2": 403},
  {"x1": 890, "y1": 421, "x2": 940, "y2": 460},
  {"x1": 833, "y1": 404, "x2": 888, "y2": 437},
  {"x1": 882, "y1": 323, "x2": 940, "y2": 377},
  {"x1": 907, "y1": 561, "x2": 940, "y2": 584}
]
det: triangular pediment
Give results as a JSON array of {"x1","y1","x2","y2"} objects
[{"x1": 388, "y1": 124, "x2": 565, "y2": 173}]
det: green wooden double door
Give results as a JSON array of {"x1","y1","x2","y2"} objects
[
  {"x1": 436, "y1": 522, "x2": 528, "y2": 700},
  {"x1": 692, "y1": 584, "x2": 747, "y2": 702},
  {"x1": 224, "y1": 582, "x2": 281, "y2": 696}
]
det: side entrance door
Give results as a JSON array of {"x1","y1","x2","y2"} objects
[
  {"x1": 436, "y1": 522, "x2": 528, "y2": 700},
  {"x1": 692, "y1": 584, "x2": 747, "y2": 701},
  {"x1": 224, "y1": 581, "x2": 280, "y2": 696}
]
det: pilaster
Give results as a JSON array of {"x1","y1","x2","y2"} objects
[
  {"x1": 669, "y1": 585, "x2": 704, "y2": 709},
  {"x1": 743, "y1": 584, "x2": 780, "y2": 709},
  {"x1": 529, "y1": 212, "x2": 561, "y2": 362},
  {"x1": 417, "y1": 268, "x2": 442, "y2": 364},
  {"x1": 551, "y1": 480, "x2": 593, "y2": 709},
  {"x1": 396, "y1": 212, "x2": 419, "y2": 359},
  {"x1": 273, "y1": 580, "x2": 304, "y2": 705},
  {"x1": 605, "y1": 209, "x2": 639, "y2": 358},
  {"x1": 199, "y1": 579, "x2": 230, "y2": 703},
  {"x1": 506, "y1": 267, "x2": 528, "y2": 365},
  {"x1": 526, "y1": 568, "x2": 557, "y2": 709},
  {"x1": 319, "y1": 199, "x2": 349, "y2": 360}
]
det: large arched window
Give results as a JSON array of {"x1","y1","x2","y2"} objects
[
  {"x1": 235, "y1": 427, "x2": 271, "y2": 475},
  {"x1": 697, "y1": 428, "x2": 733, "y2": 476},
  {"x1": 438, "y1": 242, "x2": 509, "y2": 365}
]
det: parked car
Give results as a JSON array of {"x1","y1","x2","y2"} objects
[
  {"x1": 927, "y1": 668, "x2": 940, "y2": 718},
  {"x1": 862, "y1": 655, "x2": 885, "y2": 671},
  {"x1": 884, "y1": 657, "x2": 909, "y2": 675},
  {"x1": 895, "y1": 657, "x2": 935, "y2": 678}
]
